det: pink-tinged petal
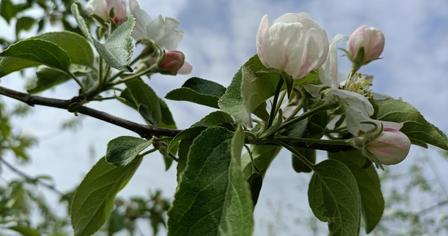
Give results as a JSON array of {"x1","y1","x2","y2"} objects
[
  {"x1": 178, "y1": 61, "x2": 193, "y2": 74},
  {"x1": 367, "y1": 121, "x2": 411, "y2": 165},
  {"x1": 256, "y1": 15, "x2": 270, "y2": 67},
  {"x1": 256, "y1": 12, "x2": 329, "y2": 79}
]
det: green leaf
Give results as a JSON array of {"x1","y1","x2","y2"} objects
[
  {"x1": 241, "y1": 145, "x2": 281, "y2": 178},
  {"x1": 93, "y1": 17, "x2": 135, "y2": 70},
  {"x1": 159, "y1": 99, "x2": 177, "y2": 129},
  {"x1": 329, "y1": 151, "x2": 384, "y2": 233},
  {"x1": 308, "y1": 159, "x2": 361, "y2": 236},
  {"x1": 0, "y1": 31, "x2": 93, "y2": 78},
  {"x1": 34, "y1": 31, "x2": 94, "y2": 66},
  {"x1": 168, "y1": 127, "x2": 253, "y2": 236},
  {"x1": 219, "y1": 55, "x2": 281, "y2": 125},
  {"x1": 218, "y1": 67, "x2": 250, "y2": 124},
  {"x1": 166, "y1": 77, "x2": 226, "y2": 108},
  {"x1": 0, "y1": 39, "x2": 71, "y2": 75},
  {"x1": 373, "y1": 97, "x2": 448, "y2": 150},
  {"x1": 8, "y1": 225, "x2": 41, "y2": 236},
  {"x1": 0, "y1": 0, "x2": 17, "y2": 23},
  {"x1": 241, "y1": 55, "x2": 281, "y2": 113},
  {"x1": 27, "y1": 67, "x2": 71, "y2": 94},
  {"x1": 125, "y1": 78, "x2": 162, "y2": 125},
  {"x1": 106, "y1": 136, "x2": 151, "y2": 166},
  {"x1": 15, "y1": 16, "x2": 35, "y2": 38},
  {"x1": 192, "y1": 111, "x2": 234, "y2": 128},
  {"x1": 0, "y1": 57, "x2": 39, "y2": 78},
  {"x1": 167, "y1": 126, "x2": 206, "y2": 180},
  {"x1": 292, "y1": 148, "x2": 316, "y2": 173},
  {"x1": 70, "y1": 157, "x2": 142, "y2": 236}
]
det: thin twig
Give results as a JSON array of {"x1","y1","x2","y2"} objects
[
  {"x1": 0, "y1": 86, "x2": 180, "y2": 139},
  {"x1": 0, "y1": 157, "x2": 64, "y2": 196}
]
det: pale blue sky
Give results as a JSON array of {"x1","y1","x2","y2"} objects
[{"x1": 2, "y1": 0, "x2": 448, "y2": 235}]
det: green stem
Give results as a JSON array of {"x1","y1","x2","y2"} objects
[
  {"x1": 267, "y1": 79, "x2": 284, "y2": 128},
  {"x1": 69, "y1": 72, "x2": 85, "y2": 91},
  {"x1": 276, "y1": 102, "x2": 336, "y2": 133},
  {"x1": 277, "y1": 140, "x2": 315, "y2": 170},
  {"x1": 140, "y1": 148, "x2": 157, "y2": 157},
  {"x1": 111, "y1": 65, "x2": 157, "y2": 86},
  {"x1": 275, "y1": 136, "x2": 352, "y2": 147}
]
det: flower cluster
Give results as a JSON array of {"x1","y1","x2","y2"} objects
[
  {"x1": 87, "y1": 0, "x2": 192, "y2": 75},
  {"x1": 256, "y1": 13, "x2": 410, "y2": 165}
]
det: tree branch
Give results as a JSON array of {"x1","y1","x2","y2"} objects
[
  {"x1": 0, "y1": 156, "x2": 64, "y2": 196},
  {"x1": 0, "y1": 86, "x2": 181, "y2": 139}
]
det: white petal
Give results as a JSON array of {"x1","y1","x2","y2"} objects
[
  {"x1": 178, "y1": 61, "x2": 193, "y2": 74},
  {"x1": 129, "y1": 0, "x2": 152, "y2": 41},
  {"x1": 320, "y1": 34, "x2": 346, "y2": 87},
  {"x1": 328, "y1": 89, "x2": 375, "y2": 135},
  {"x1": 274, "y1": 12, "x2": 311, "y2": 24}
]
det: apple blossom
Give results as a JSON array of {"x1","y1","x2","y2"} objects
[
  {"x1": 86, "y1": 0, "x2": 127, "y2": 25},
  {"x1": 158, "y1": 50, "x2": 192, "y2": 75},
  {"x1": 256, "y1": 13, "x2": 329, "y2": 79},
  {"x1": 129, "y1": 0, "x2": 183, "y2": 50},
  {"x1": 367, "y1": 121, "x2": 411, "y2": 165},
  {"x1": 347, "y1": 25, "x2": 385, "y2": 65}
]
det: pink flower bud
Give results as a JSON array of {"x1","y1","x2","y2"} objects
[
  {"x1": 158, "y1": 50, "x2": 192, "y2": 75},
  {"x1": 347, "y1": 25, "x2": 385, "y2": 65},
  {"x1": 367, "y1": 121, "x2": 411, "y2": 165}
]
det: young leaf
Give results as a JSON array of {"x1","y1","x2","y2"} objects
[
  {"x1": 219, "y1": 55, "x2": 282, "y2": 125},
  {"x1": 168, "y1": 127, "x2": 253, "y2": 236},
  {"x1": 218, "y1": 67, "x2": 251, "y2": 125},
  {"x1": 106, "y1": 136, "x2": 151, "y2": 166},
  {"x1": 166, "y1": 77, "x2": 226, "y2": 108},
  {"x1": 329, "y1": 151, "x2": 384, "y2": 233},
  {"x1": 0, "y1": 39, "x2": 71, "y2": 75},
  {"x1": 308, "y1": 159, "x2": 361, "y2": 236},
  {"x1": 241, "y1": 55, "x2": 281, "y2": 114},
  {"x1": 125, "y1": 79, "x2": 162, "y2": 125},
  {"x1": 71, "y1": 3, "x2": 92, "y2": 41},
  {"x1": 70, "y1": 157, "x2": 142, "y2": 236},
  {"x1": 93, "y1": 17, "x2": 135, "y2": 71},
  {"x1": 373, "y1": 97, "x2": 448, "y2": 150}
]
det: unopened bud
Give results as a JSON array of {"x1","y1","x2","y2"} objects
[
  {"x1": 158, "y1": 50, "x2": 192, "y2": 75},
  {"x1": 347, "y1": 25, "x2": 385, "y2": 66},
  {"x1": 367, "y1": 121, "x2": 411, "y2": 165}
]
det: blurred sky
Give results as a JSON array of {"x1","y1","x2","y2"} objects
[{"x1": 2, "y1": 0, "x2": 448, "y2": 235}]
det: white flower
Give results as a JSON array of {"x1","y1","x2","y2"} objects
[
  {"x1": 86, "y1": 0, "x2": 127, "y2": 24},
  {"x1": 129, "y1": 0, "x2": 183, "y2": 50},
  {"x1": 256, "y1": 13, "x2": 329, "y2": 79},
  {"x1": 320, "y1": 34, "x2": 346, "y2": 87},
  {"x1": 327, "y1": 89, "x2": 376, "y2": 136}
]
